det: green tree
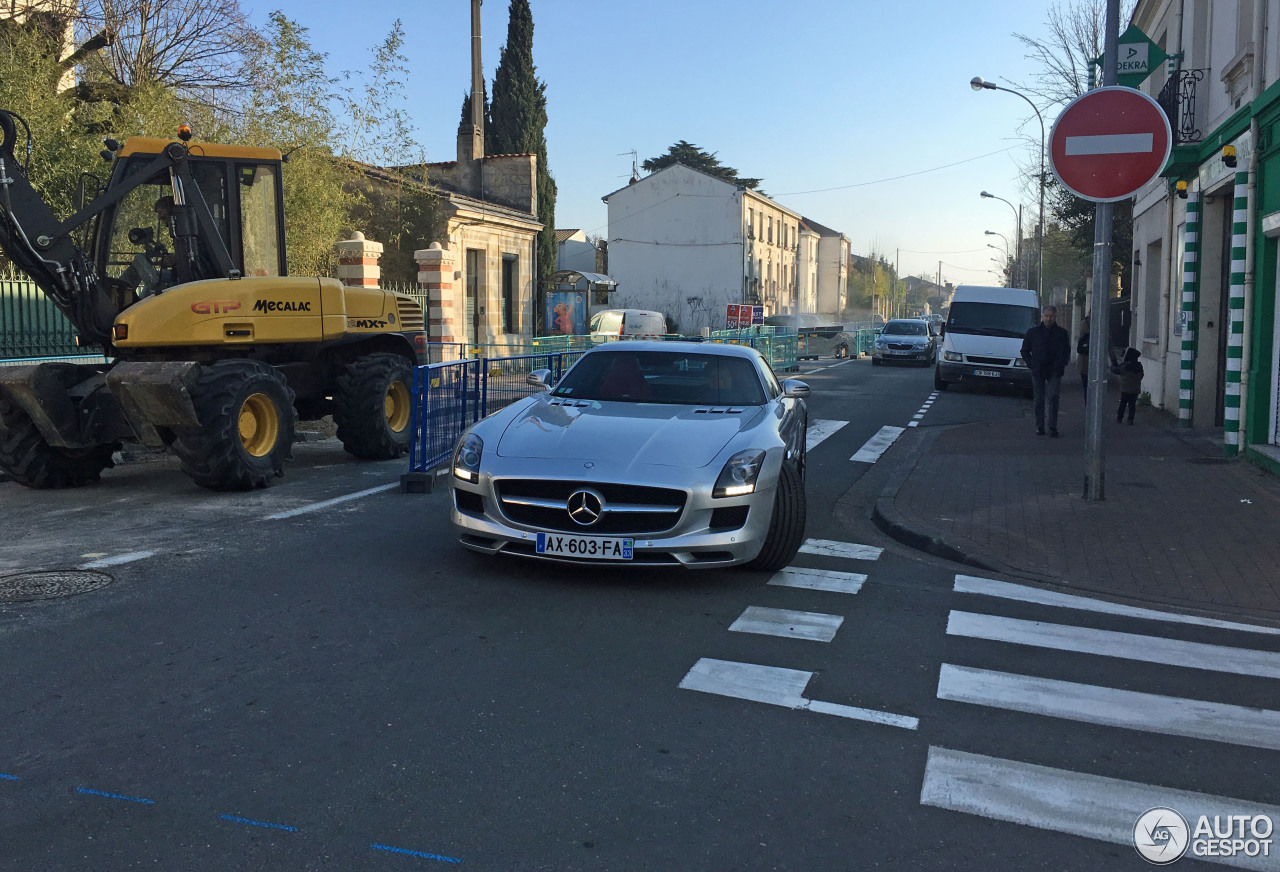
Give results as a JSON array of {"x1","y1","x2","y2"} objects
[
  {"x1": 237, "y1": 12, "x2": 355, "y2": 278},
  {"x1": 642, "y1": 140, "x2": 763, "y2": 190},
  {"x1": 459, "y1": 81, "x2": 490, "y2": 145},
  {"x1": 488, "y1": 0, "x2": 555, "y2": 282}
]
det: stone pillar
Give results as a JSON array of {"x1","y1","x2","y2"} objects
[
  {"x1": 335, "y1": 231, "x2": 382, "y2": 288},
  {"x1": 416, "y1": 242, "x2": 457, "y2": 344}
]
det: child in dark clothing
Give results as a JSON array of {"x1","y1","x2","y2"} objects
[{"x1": 1115, "y1": 347, "x2": 1144, "y2": 424}]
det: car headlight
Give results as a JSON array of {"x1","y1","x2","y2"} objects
[
  {"x1": 874, "y1": 340, "x2": 887, "y2": 349},
  {"x1": 1013, "y1": 358, "x2": 1028, "y2": 367},
  {"x1": 943, "y1": 351, "x2": 962, "y2": 362},
  {"x1": 714, "y1": 450, "x2": 766, "y2": 498},
  {"x1": 453, "y1": 433, "x2": 484, "y2": 483}
]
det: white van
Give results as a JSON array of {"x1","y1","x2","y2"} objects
[
  {"x1": 934, "y1": 286, "x2": 1040, "y2": 392},
  {"x1": 589, "y1": 309, "x2": 666, "y2": 341}
]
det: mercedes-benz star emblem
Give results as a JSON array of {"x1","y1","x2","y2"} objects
[{"x1": 567, "y1": 489, "x2": 605, "y2": 526}]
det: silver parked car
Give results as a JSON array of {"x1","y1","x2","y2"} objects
[
  {"x1": 450, "y1": 341, "x2": 809, "y2": 570},
  {"x1": 872, "y1": 318, "x2": 937, "y2": 366}
]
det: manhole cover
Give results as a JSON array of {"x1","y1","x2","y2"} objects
[
  {"x1": 1187, "y1": 457, "x2": 1233, "y2": 465},
  {"x1": 0, "y1": 570, "x2": 114, "y2": 603}
]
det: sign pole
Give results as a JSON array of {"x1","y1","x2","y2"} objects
[{"x1": 1084, "y1": 0, "x2": 1122, "y2": 501}]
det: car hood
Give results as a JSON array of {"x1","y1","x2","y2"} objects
[
  {"x1": 495, "y1": 396, "x2": 766, "y2": 468},
  {"x1": 944, "y1": 332, "x2": 1024, "y2": 356},
  {"x1": 882, "y1": 334, "x2": 931, "y2": 344}
]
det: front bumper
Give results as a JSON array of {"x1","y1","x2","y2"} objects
[
  {"x1": 873, "y1": 345, "x2": 933, "y2": 362},
  {"x1": 449, "y1": 458, "x2": 778, "y2": 569},
  {"x1": 936, "y1": 360, "x2": 1032, "y2": 388}
]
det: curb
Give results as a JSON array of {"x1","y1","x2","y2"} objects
[{"x1": 870, "y1": 496, "x2": 1006, "y2": 574}]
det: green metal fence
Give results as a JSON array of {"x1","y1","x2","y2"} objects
[{"x1": 1, "y1": 270, "x2": 80, "y2": 358}]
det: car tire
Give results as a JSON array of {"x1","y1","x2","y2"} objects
[
  {"x1": 745, "y1": 461, "x2": 806, "y2": 572},
  {"x1": 934, "y1": 366, "x2": 948, "y2": 391},
  {"x1": 871, "y1": 357, "x2": 881, "y2": 367}
]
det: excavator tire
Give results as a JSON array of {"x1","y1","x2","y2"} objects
[
  {"x1": 173, "y1": 360, "x2": 296, "y2": 491},
  {"x1": 333, "y1": 353, "x2": 414, "y2": 460},
  {"x1": 0, "y1": 393, "x2": 119, "y2": 488}
]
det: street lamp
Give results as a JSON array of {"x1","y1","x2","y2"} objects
[
  {"x1": 972, "y1": 76, "x2": 1045, "y2": 304},
  {"x1": 980, "y1": 191, "x2": 1022, "y2": 288}
]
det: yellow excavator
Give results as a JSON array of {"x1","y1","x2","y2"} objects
[{"x1": 0, "y1": 112, "x2": 426, "y2": 490}]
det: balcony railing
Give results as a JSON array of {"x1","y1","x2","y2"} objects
[{"x1": 1157, "y1": 68, "x2": 1206, "y2": 145}]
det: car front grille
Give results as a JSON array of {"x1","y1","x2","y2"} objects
[
  {"x1": 887, "y1": 343, "x2": 919, "y2": 350},
  {"x1": 966, "y1": 355, "x2": 1012, "y2": 365},
  {"x1": 494, "y1": 479, "x2": 687, "y2": 535}
]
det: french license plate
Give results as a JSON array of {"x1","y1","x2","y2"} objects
[
  {"x1": 536, "y1": 532, "x2": 634, "y2": 560},
  {"x1": 889, "y1": 349, "x2": 909, "y2": 355},
  {"x1": 973, "y1": 369, "x2": 1001, "y2": 378}
]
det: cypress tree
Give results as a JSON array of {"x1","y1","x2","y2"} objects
[{"x1": 489, "y1": 0, "x2": 555, "y2": 283}]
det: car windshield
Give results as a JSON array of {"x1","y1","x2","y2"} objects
[
  {"x1": 883, "y1": 321, "x2": 928, "y2": 336},
  {"x1": 945, "y1": 302, "x2": 1039, "y2": 338},
  {"x1": 552, "y1": 350, "x2": 766, "y2": 405}
]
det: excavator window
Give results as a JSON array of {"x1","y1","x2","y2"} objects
[{"x1": 238, "y1": 163, "x2": 280, "y2": 278}]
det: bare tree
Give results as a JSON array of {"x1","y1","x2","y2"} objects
[
  {"x1": 74, "y1": 0, "x2": 255, "y2": 105},
  {"x1": 1010, "y1": 0, "x2": 1138, "y2": 108}
]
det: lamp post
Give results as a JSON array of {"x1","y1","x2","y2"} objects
[
  {"x1": 980, "y1": 191, "x2": 1022, "y2": 288},
  {"x1": 972, "y1": 76, "x2": 1045, "y2": 305}
]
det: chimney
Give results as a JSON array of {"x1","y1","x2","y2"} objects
[{"x1": 457, "y1": 0, "x2": 485, "y2": 194}]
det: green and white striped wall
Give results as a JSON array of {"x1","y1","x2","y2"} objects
[
  {"x1": 1179, "y1": 194, "x2": 1200, "y2": 426},
  {"x1": 1224, "y1": 172, "x2": 1249, "y2": 454}
]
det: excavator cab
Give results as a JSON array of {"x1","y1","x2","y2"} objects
[{"x1": 90, "y1": 138, "x2": 287, "y2": 305}]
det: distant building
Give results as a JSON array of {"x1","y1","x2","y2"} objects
[
  {"x1": 603, "y1": 163, "x2": 845, "y2": 331},
  {"x1": 798, "y1": 217, "x2": 849, "y2": 319},
  {"x1": 555, "y1": 228, "x2": 599, "y2": 274}
]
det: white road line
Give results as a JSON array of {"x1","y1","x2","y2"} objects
[
  {"x1": 920, "y1": 746, "x2": 1280, "y2": 871},
  {"x1": 730, "y1": 606, "x2": 844, "y2": 642},
  {"x1": 850, "y1": 425, "x2": 905, "y2": 463},
  {"x1": 679, "y1": 659, "x2": 917, "y2": 729},
  {"x1": 803, "y1": 699, "x2": 918, "y2": 730},
  {"x1": 769, "y1": 567, "x2": 866, "y2": 594},
  {"x1": 911, "y1": 413, "x2": 925, "y2": 419},
  {"x1": 937, "y1": 664, "x2": 1280, "y2": 751},
  {"x1": 798, "y1": 539, "x2": 883, "y2": 561},
  {"x1": 954, "y1": 574, "x2": 1280, "y2": 636},
  {"x1": 947, "y1": 610, "x2": 1280, "y2": 680},
  {"x1": 80, "y1": 551, "x2": 155, "y2": 569},
  {"x1": 1064, "y1": 132, "x2": 1155, "y2": 156},
  {"x1": 265, "y1": 483, "x2": 399, "y2": 520},
  {"x1": 908, "y1": 421, "x2": 919, "y2": 428},
  {"x1": 806, "y1": 419, "x2": 849, "y2": 451}
]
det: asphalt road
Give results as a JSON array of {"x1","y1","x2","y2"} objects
[{"x1": 1, "y1": 357, "x2": 1276, "y2": 871}]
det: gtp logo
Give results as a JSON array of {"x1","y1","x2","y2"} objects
[{"x1": 191, "y1": 300, "x2": 241, "y2": 315}]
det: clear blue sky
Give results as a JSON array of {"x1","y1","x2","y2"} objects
[{"x1": 254, "y1": 0, "x2": 1068, "y2": 285}]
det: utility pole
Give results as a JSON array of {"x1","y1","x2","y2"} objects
[{"x1": 1084, "y1": 0, "x2": 1120, "y2": 501}]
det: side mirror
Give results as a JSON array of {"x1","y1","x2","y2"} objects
[
  {"x1": 527, "y1": 368, "x2": 554, "y2": 390},
  {"x1": 938, "y1": 324, "x2": 946, "y2": 337},
  {"x1": 782, "y1": 379, "x2": 810, "y2": 399}
]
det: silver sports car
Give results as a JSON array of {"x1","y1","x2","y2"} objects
[{"x1": 450, "y1": 341, "x2": 809, "y2": 570}]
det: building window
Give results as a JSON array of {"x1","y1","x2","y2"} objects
[
  {"x1": 502, "y1": 254, "x2": 517, "y2": 333},
  {"x1": 465, "y1": 248, "x2": 482, "y2": 345},
  {"x1": 748, "y1": 208, "x2": 754, "y2": 238},
  {"x1": 768, "y1": 216, "x2": 773, "y2": 244}
]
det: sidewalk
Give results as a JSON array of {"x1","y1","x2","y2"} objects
[{"x1": 872, "y1": 379, "x2": 1280, "y2": 624}]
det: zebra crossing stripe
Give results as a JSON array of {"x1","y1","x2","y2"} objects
[
  {"x1": 805, "y1": 419, "x2": 848, "y2": 451},
  {"x1": 937, "y1": 664, "x2": 1280, "y2": 751},
  {"x1": 729, "y1": 606, "x2": 844, "y2": 642},
  {"x1": 797, "y1": 539, "x2": 883, "y2": 561},
  {"x1": 851, "y1": 425, "x2": 905, "y2": 463},
  {"x1": 953, "y1": 574, "x2": 1280, "y2": 636},
  {"x1": 920, "y1": 746, "x2": 1280, "y2": 870},
  {"x1": 769, "y1": 567, "x2": 866, "y2": 594},
  {"x1": 947, "y1": 611, "x2": 1280, "y2": 679},
  {"x1": 679, "y1": 659, "x2": 918, "y2": 729}
]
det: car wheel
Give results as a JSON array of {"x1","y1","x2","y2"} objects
[
  {"x1": 745, "y1": 461, "x2": 806, "y2": 572},
  {"x1": 871, "y1": 357, "x2": 881, "y2": 367},
  {"x1": 796, "y1": 419, "x2": 808, "y2": 483},
  {"x1": 934, "y1": 366, "x2": 948, "y2": 391}
]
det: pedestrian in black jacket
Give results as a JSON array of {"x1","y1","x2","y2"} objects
[
  {"x1": 1115, "y1": 347, "x2": 1144, "y2": 424},
  {"x1": 1021, "y1": 305, "x2": 1072, "y2": 436}
]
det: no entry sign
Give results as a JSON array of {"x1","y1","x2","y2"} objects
[{"x1": 1049, "y1": 86, "x2": 1172, "y2": 202}]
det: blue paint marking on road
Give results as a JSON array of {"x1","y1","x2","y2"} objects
[
  {"x1": 370, "y1": 843, "x2": 462, "y2": 864},
  {"x1": 218, "y1": 814, "x2": 298, "y2": 832},
  {"x1": 0, "y1": 773, "x2": 18, "y2": 780},
  {"x1": 77, "y1": 787, "x2": 155, "y2": 804}
]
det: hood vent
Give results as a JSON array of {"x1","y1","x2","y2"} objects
[{"x1": 693, "y1": 407, "x2": 744, "y2": 414}]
